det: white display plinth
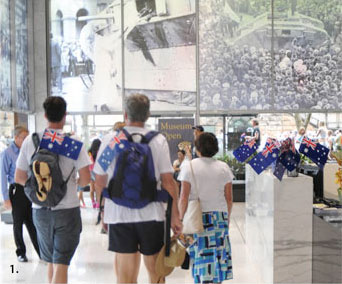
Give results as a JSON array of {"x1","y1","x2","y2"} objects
[{"x1": 245, "y1": 165, "x2": 313, "y2": 283}]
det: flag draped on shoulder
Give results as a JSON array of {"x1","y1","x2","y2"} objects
[
  {"x1": 98, "y1": 130, "x2": 129, "y2": 172},
  {"x1": 39, "y1": 129, "x2": 83, "y2": 160}
]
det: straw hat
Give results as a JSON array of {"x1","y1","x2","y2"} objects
[{"x1": 155, "y1": 239, "x2": 186, "y2": 278}]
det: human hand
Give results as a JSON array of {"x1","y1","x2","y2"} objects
[
  {"x1": 171, "y1": 215, "x2": 183, "y2": 237},
  {"x1": 4, "y1": 200, "x2": 12, "y2": 210}
]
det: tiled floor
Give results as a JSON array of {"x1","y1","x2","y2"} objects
[{"x1": 0, "y1": 197, "x2": 262, "y2": 283}]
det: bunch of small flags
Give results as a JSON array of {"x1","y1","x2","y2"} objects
[
  {"x1": 233, "y1": 135, "x2": 330, "y2": 181},
  {"x1": 40, "y1": 129, "x2": 83, "y2": 160}
]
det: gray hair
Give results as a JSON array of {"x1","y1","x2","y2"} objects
[
  {"x1": 124, "y1": 94, "x2": 150, "y2": 122},
  {"x1": 14, "y1": 125, "x2": 28, "y2": 137}
]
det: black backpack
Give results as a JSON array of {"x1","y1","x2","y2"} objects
[{"x1": 24, "y1": 133, "x2": 74, "y2": 207}]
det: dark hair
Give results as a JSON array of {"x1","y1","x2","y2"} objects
[
  {"x1": 43, "y1": 96, "x2": 67, "y2": 122},
  {"x1": 177, "y1": 149, "x2": 186, "y2": 156},
  {"x1": 195, "y1": 132, "x2": 218, "y2": 157},
  {"x1": 89, "y1": 139, "x2": 101, "y2": 161}
]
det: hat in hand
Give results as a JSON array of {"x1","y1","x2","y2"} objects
[
  {"x1": 192, "y1": 125, "x2": 204, "y2": 132},
  {"x1": 155, "y1": 238, "x2": 186, "y2": 278}
]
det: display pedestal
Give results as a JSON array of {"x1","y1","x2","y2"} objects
[{"x1": 246, "y1": 165, "x2": 313, "y2": 283}]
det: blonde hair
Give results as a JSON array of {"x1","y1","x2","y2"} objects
[{"x1": 113, "y1": 121, "x2": 125, "y2": 131}]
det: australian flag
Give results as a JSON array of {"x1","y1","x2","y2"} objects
[
  {"x1": 40, "y1": 129, "x2": 83, "y2": 160},
  {"x1": 299, "y1": 137, "x2": 329, "y2": 170},
  {"x1": 248, "y1": 138, "x2": 281, "y2": 174},
  {"x1": 273, "y1": 159, "x2": 287, "y2": 181},
  {"x1": 98, "y1": 130, "x2": 129, "y2": 172},
  {"x1": 233, "y1": 138, "x2": 258, "y2": 163},
  {"x1": 278, "y1": 138, "x2": 301, "y2": 171}
]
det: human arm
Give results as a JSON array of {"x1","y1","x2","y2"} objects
[
  {"x1": 161, "y1": 173, "x2": 182, "y2": 236},
  {"x1": 0, "y1": 152, "x2": 11, "y2": 206},
  {"x1": 14, "y1": 168, "x2": 28, "y2": 187},
  {"x1": 224, "y1": 182, "x2": 233, "y2": 226},
  {"x1": 178, "y1": 181, "x2": 191, "y2": 220},
  {"x1": 78, "y1": 166, "x2": 91, "y2": 187},
  {"x1": 184, "y1": 145, "x2": 192, "y2": 160},
  {"x1": 94, "y1": 174, "x2": 108, "y2": 196}
]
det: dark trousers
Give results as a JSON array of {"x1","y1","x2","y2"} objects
[{"x1": 9, "y1": 184, "x2": 40, "y2": 257}]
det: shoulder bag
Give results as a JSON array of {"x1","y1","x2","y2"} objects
[{"x1": 182, "y1": 161, "x2": 204, "y2": 234}]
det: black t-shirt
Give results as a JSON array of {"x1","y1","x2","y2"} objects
[{"x1": 253, "y1": 127, "x2": 261, "y2": 145}]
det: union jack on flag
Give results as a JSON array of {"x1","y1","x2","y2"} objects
[
  {"x1": 42, "y1": 129, "x2": 65, "y2": 145},
  {"x1": 109, "y1": 131, "x2": 127, "y2": 150},
  {"x1": 98, "y1": 130, "x2": 129, "y2": 172},
  {"x1": 248, "y1": 137, "x2": 280, "y2": 174}
]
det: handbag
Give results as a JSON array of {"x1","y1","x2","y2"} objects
[{"x1": 182, "y1": 161, "x2": 204, "y2": 234}]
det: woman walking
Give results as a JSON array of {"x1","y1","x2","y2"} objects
[{"x1": 179, "y1": 132, "x2": 234, "y2": 283}]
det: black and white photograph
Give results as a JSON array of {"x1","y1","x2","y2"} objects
[
  {"x1": 273, "y1": 0, "x2": 342, "y2": 111},
  {"x1": 15, "y1": 0, "x2": 29, "y2": 111},
  {"x1": 50, "y1": 0, "x2": 122, "y2": 112},
  {"x1": 0, "y1": 0, "x2": 12, "y2": 109},
  {"x1": 50, "y1": 0, "x2": 196, "y2": 112},
  {"x1": 124, "y1": 0, "x2": 196, "y2": 112},
  {"x1": 199, "y1": 0, "x2": 342, "y2": 112}
]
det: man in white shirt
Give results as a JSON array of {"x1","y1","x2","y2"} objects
[
  {"x1": 15, "y1": 96, "x2": 91, "y2": 284},
  {"x1": 94, "y1": 94, "x2": 182, "y2": 283}
]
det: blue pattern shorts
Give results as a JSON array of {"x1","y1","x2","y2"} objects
[{"x1": 189, "y1": 211, "x2": 233, "y2": 283}]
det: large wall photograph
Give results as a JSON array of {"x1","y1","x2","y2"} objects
[
  {"x1": 199, "y1": 0, "x2": 273, "y2": 111},
  {"x1": 15, "y1": 0, "x2": 29, "y2": 111},
  {"x1": 124, "y1": 0, "x2": 196, "y2": 112},
  {"x1": 199, "y1": 0, "x2": 342, "y2": 112},
  {"x1": 273, "y1": 0, "x2": 342, "y2": 111},
  {"x1": 50, "y1": 0, "x2": 123, "y2": 112},
  {"x1": 0, "y1": 0, "x2": 12, "y2": 109},
  {"x1": 50, "y1": 0, "x2": 196, "y2": 113}
]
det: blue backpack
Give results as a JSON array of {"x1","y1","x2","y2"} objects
[{"x1": 103, "y1": 129, "x2": 169, "y2": 209}]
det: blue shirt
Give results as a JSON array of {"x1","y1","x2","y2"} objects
[{"x1": 0, "y1": 142, "x2": 20, "y2": 200}]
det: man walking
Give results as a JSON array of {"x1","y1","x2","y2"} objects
[
  {"x1": 0, "y1": 126, "x2": 40, "y2": 262},
  {"x1": 94, "y1": 94, "x2": 182, "y2": 283},
  {"x1": 15, "y1": 97, "x2": 91, "y2": 283}
]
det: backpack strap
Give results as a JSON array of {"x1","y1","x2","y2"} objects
[
  {"x1": 64, "y1": 167, "x2": 75, "y2": 185},
  {"x1": 121, "y1": 128, "x2": 132, "y2": 142},
  {"x1": 30, "y1": 133, "x2": 41, "y2": 160},
  {"x1": 143, "y1": 131, "x2": 159, "y2": 144}
]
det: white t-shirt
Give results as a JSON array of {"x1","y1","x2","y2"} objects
[
  {"x1": 16, "y1": 130, "x2": 91, "y2": 210},
  {"x1": 178, "y1": 157, "x2": 234, "y2": 213},
  {"x1": 93, "y1": 126, "x2": 174, "y2": 224}
]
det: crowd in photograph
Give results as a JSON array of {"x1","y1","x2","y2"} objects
[{"x1": 200, "y1": 0, "x2": 342, "y2": 111}]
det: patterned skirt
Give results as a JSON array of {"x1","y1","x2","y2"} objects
[{"x1": 189, "y1": 211, "x2": 233, "y2": 283}]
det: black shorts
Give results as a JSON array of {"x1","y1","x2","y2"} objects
[{"x1": 108, "y1": 221, "x2": 164, "y2": 255}]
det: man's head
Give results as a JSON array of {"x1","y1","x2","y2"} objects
[
  {"x1": 251, "y1": 118, "x2": 259, "y2": 127},
  {"x1": 14, "y1": 126, "x2": 29, "y2": 148},
  {"x1": 124, "y1": 94, "x2": 150, "y2": 124},
  {"x1": 43, "y1": 96, "x2": 67, "y2": 124},
  {"x1": 192, "y1": 125, "x2": 204, "y2": 140}
]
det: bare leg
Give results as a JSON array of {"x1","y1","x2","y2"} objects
[
  {"x1": 115, "y1": 252, "x2": 141, "y2": 283},
  {"x1": 89, "y1": 181, "x2": 95, "y2": 206},
  {"x1": 78, "y1": 191, "x2": 85, "y2": 207},
  {"x1": 143, "y1": 253, "x2": 164, "y2": 283},
  {"x1": 52, "y1": 263, "x2": 68, "y2": 284},
  {"x1": 47, "y1": 263, "x2": 53, "y2": 283}
]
